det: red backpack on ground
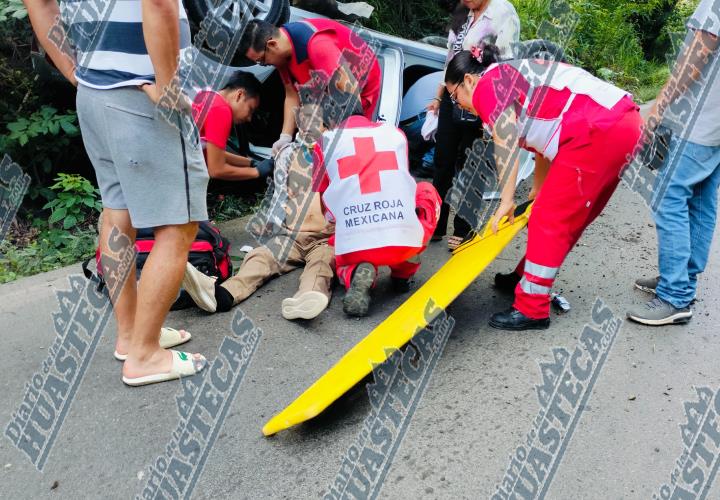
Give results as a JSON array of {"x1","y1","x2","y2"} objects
[
  {"x1": 132, "y1": 222, "x2": 232, "y2": 281},
  {"x1": 82, "y1": 221, "x2": 233, "y2": 307}
]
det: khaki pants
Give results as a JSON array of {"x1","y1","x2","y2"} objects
[{"x1": 221, "y1": 229, "x2": 335, "y2": 306}]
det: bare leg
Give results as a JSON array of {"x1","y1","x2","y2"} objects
[
  {"x1": 122, "y1": 222, "x2": 200, "y2": 379},
  {"x1": 99, "y1": 208, "x2": 137, "y2": 356}
]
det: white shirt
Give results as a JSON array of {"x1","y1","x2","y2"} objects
[{"x1": 445, "y1": 0, "x2": 521, "y2": 65}]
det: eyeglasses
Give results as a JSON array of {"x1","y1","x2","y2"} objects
[
  {"x1": 449, "y1": 81, "x2": 463, "y2": 105},
  {"x1": 256, "y1": 39, "x2": 270, "y2": 66}
]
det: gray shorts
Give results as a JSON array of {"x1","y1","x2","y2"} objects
[{"x1": 76, "y1": 84, "x2": 209, "y2": 228}]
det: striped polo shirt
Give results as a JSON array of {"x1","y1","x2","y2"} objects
[{"x1": 63, "y1": 0, "x2": 191, "y2": 89}]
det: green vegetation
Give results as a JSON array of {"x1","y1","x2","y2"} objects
[
  {"x1": 0, "y1": 174, "x2": 100, "y2": 283},
  {"x1": 0, "y1": 0, "x2": 25, "y2": 21},
  {"x1": 365, "y1": 0, "x2": 698, "y2": 100},
  {"x1": 207, "y1": 192, "x2": 264, "y2": 223},
  {"x1": 515, "y1": 0, "x2": 697, "y2": 97},
  {"x1": 43, "y1": 173, "x2": 102, "y2": 229},
  {"x1": 362, "y1": 0, "x2": 449, "y2": 40}
]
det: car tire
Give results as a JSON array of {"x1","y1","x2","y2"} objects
[
  {"x1": 518, "y1": 39, "x2": 566, "y2": 62},
  {"x1": 186, "y1": 0, "x2": 290, "y2": 66},
  {"x1": 186, "y1": 0, "x2": 290, "y2": 30}
]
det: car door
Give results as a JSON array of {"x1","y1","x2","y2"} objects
[{"x1": 373, "y1": 46, "x2": 404, "y2": 126}]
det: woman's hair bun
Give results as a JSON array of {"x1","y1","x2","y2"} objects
[
  {"x1": 477, "y1": 41, "x2": 500, "y2": 66},
  {"x1": 445, "y1": 43, "x2": 501, "y2": 84}
]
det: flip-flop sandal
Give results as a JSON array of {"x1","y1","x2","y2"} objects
[
  {"x1": 114, "y1": 327, "x2": 192, "y2": 361},
  {"x1": 447, "y1": 235, "x2": 464, "y2": 251},
  {"x1": 122, "y1": 350, "x2": 207, "y2": 387}
]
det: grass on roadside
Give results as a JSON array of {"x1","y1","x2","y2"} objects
[{"x1": 207, "y1": 192, "x2": 264, "y2": 223}]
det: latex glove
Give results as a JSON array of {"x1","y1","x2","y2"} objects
[
  {"x1": 253, "y1": 158, "x2": 275, "y2": 179},
  {"x1": 272, "y1": 133, "x2": 293, "y2": 157}
]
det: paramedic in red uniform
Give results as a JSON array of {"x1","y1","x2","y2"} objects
[
  {"x1": 240, "y1": 18, "x2": 381, "y2": 155},
  {"x1": 313, "y1": 114, "x2": 441, "y2": 317},
  {"x1": 191, "y1": 71, "x2": 275, "y2": 182},
  {"x1": 444, "y1": 45, "x2": 642, "y2": 330}
]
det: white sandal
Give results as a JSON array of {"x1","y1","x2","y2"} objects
[
  {"x1": 114, "y1": 327, "x2": 191, "y2": 361},
  {"x1": 447, "y1": 235, "x2": 464, "y2": 250},
  {"x1": 122, "y1": 350, "x2": 207, "y2": 387}
]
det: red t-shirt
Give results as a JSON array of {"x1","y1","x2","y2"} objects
[{"x1": 192, "y1": 91, "x2": 232, "y2": 151}]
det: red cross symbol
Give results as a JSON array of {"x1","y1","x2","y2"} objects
[{"x1": 337, "y1": 136, "x2": 399, "y2": 194}]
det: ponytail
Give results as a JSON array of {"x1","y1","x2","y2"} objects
[{"x1": 445, "y1": 43, "x2": 501, "y2": 85}]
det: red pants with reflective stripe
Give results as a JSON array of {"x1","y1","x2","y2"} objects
[
  {"x1": 336, "y1": 182, "x2": 441, "y2": 289},
  {"x1": 513, "y1": 108, "x2": 642, "y2": 319}
]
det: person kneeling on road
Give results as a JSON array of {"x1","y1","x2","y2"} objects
[
  {"x1": 313, "y1": 114, "x2": 441, "y2": 317},
  {"x1": 181, "y1": 142, "x2": 335, "y2": 320},
  {"x1": 192, "y1": 71, "x2": 274, "y2": 182}
]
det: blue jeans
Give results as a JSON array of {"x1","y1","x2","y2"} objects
[{"x1": 653, "y1": 136, "x2": 720, "y2": 308}]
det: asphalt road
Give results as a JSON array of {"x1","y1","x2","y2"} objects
[{"x1": 2, "y1": 182, "x2": 720, "y2": 500}]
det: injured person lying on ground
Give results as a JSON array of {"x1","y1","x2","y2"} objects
[{"x1": 181, "y1": 141, "x2": 336, "y2": 320}]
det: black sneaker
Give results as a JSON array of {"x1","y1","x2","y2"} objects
[
  {"x1": 343, "y1": 263, "x2": 375, "y2": 317},
  {"x1": 494, "y1": 272, "x2": 521, "y2": 293},
  {"x1": 391, "y1": 277, "x2": 411, "y2": 293},
  {"x1": 489, "y1": 308, "x2": 550, "y2": 331}
]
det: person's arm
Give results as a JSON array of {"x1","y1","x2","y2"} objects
[
  {"x1": 427, "y1": 83, "x2": 445, "y2": 113},
  {"x1": 646, "y1": 29, "x2": 719, "y2": 132},
  {"x1": 140, "y1": 0, "x2": 179, "y2": 104},
  {"x1": 23, "y1": 0, "x2": 76, "y2": 85},
  {"x1": 490, "y1": 106, "x2": 521, "y2": 233},
  {"x1": 206, "y1": 143, "x2": 260, "y2": 181},
  {"x1": 529, "y1": 155, "x2": 550, "y2": 200},
  {"x1": 281, "y1": 80, "x2": 300, "y2": 137},
  {"x1": 311, "y1": 141, "x2": 330, "y2": 193},
  {"x1": 430, "y1": 30, "x2": 456, "y2": 113},
  {"x1": 333, "y1": 64, "x2": 359, "y2": 102},
  {"x1": 225, "y1": 150, "x2": 253, "y2": 167},
  {"x1": 270, "y1": 78, "x2": 299, "y2": 155}
]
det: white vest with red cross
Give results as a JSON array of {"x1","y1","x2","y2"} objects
[{"x1": 320, "y1": 116, "x2": 423, "y2": 256}]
